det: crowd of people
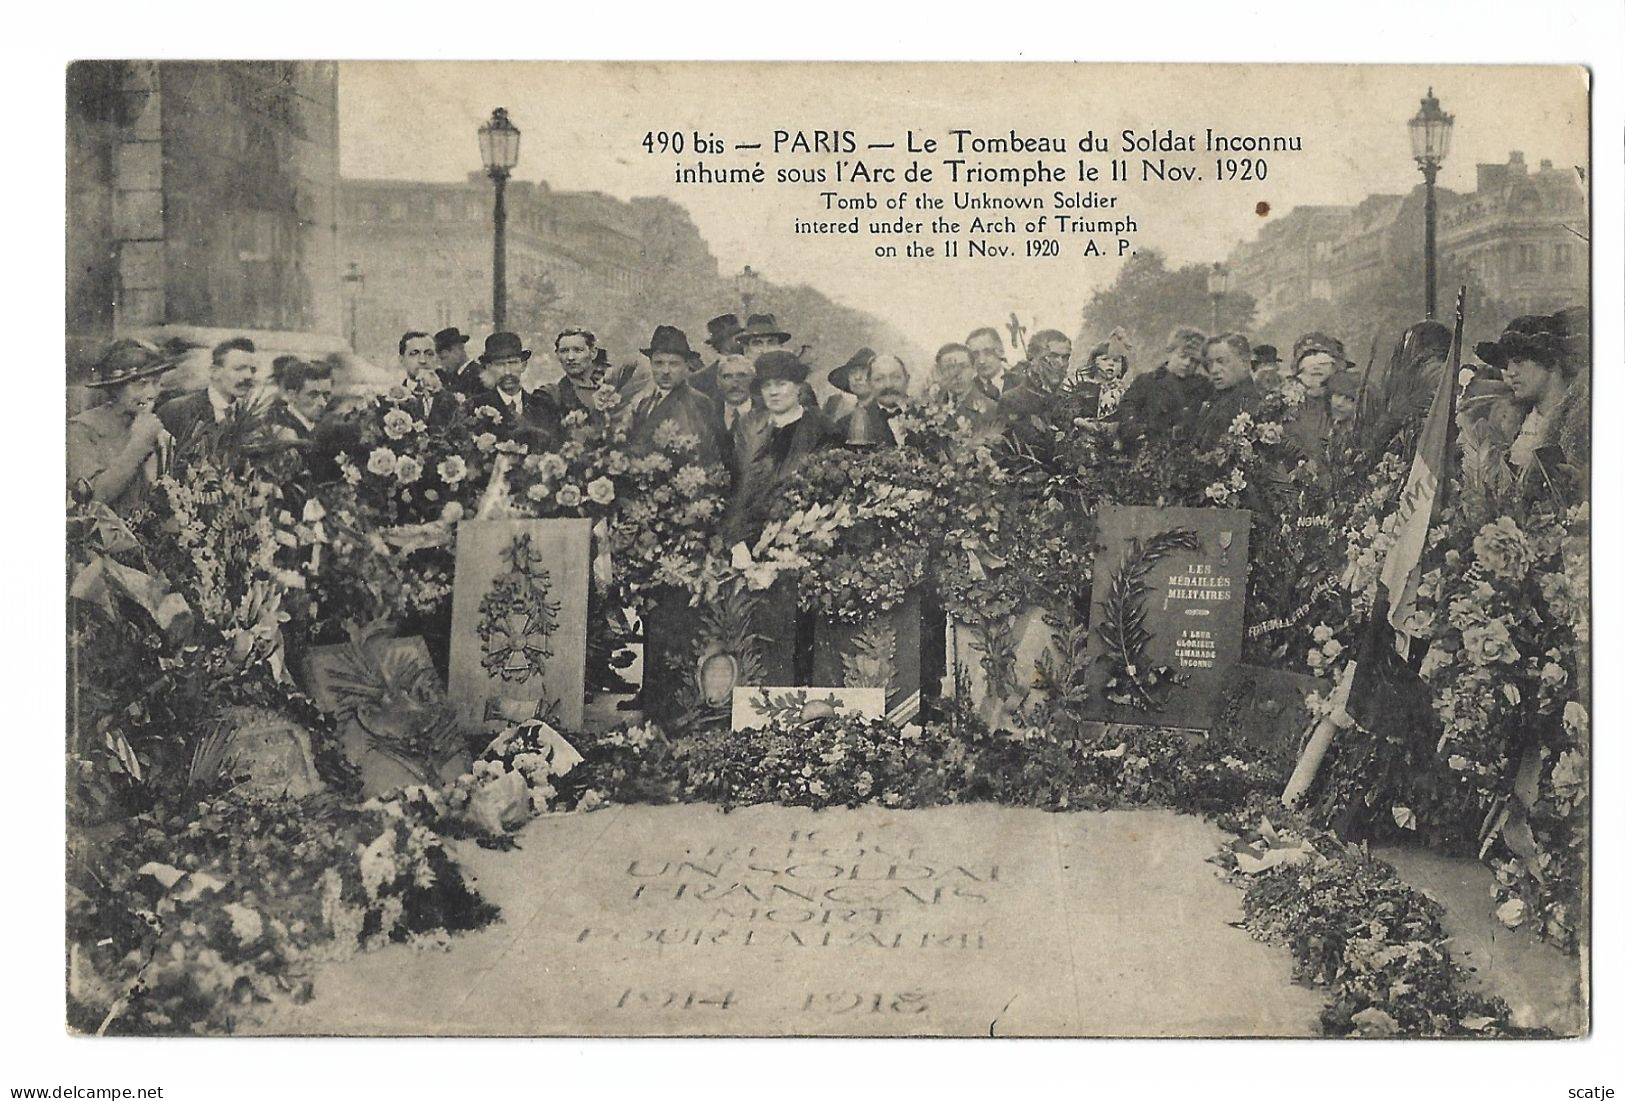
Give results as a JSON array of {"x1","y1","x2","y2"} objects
[{"x1": 68, "y1": 298, "x2": 1589, "y2": 537}]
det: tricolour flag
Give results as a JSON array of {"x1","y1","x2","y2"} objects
[{"x1": 1345, "y1": 287, "x2": 1465, "y2": 732}]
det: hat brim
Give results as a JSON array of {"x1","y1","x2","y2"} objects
[
  {"x1": 741, "y1": 331, "x2": 791, "y2": 344},
  {"x1": 84, "y1": 358, "x2": 177, "y2": 389},
  {"x1": 479, "y1": 349, "x2": 532, "y2": 365}
]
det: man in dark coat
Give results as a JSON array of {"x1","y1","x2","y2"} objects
[
  {"x1": 470, "y1": 332, "x2": 563, "y2": 451},
  {"x1": 158, "y1": 336, "x2": 260, "y2": 444},
  {"x1": 545, "y1": 326, "x2": 618, "y2": 429},
  {"x1": 688, "y1": 314, "x2": 742, "y2": 401},
  {"x1": 836, "y1": 353, "x2": 915, "y2": 448},
  {"x1": 628, "y1": 325, "x2": 726, "y2": 466},
  {"x1": 434, "y1": 327, "x2": 483, "y2": 398},
  {"x1": 1116, "y1": 326, "x2": 1213, "y2": 446},
  {"x1": 1190, "y1": 332, "x2": 1263, "y2": 450}
]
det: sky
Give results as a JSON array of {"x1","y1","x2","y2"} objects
[{"x1": 338, "y1": 63, "x2": 1588, "y2": 353}]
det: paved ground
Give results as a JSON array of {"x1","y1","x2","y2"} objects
[
  {"x1": 1376, "y1": 845, "x2": 1587, "y2": 1036},
  {"x1": 250, "y1": 804, "x2": 1329, "y2": 1037}
]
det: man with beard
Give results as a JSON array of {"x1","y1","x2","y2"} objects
[
  {"x1": 1116, "y1": 326, "x2": 1212, "y2": 447},
  {"x1": 434, "y1": 327, "x2": 482, "y2": 398},
  {"x1": 158, "y1": 336, "x2": 261, "y2": 443},
  {"x1": 628, "y1": 325, "x2": 726, "y2": 466},
  {"x1": 837, "y1": 353, "x2": 912, "y2": 448},
  {"x1": 1190, "y1": 332, "x2": 1263, "y2": 450},
  {"x1": 471, "y1": 332, "x2": 563, "y2": 451}
]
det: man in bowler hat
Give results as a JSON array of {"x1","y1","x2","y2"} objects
[
  {"x1": 629, "y1": 325, "x2": 726, "y2": 466},
  {"x1": 471, "y1": 332, "x2": 563, "y2": 451},
  {"x1": 688, "y1": 313, "x2": 744, "y2": 400},
  {"x1": 434, "y1": 327, "x2": 483, "y2": 398}
]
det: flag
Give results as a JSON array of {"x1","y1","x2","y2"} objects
[{"x1": 1345, "y1": 288, "x2": 1465, "y2": 732}]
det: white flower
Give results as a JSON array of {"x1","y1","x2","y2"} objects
[
  {"x1": 382, "y1": 408, "x2": 416, "y2": 440},
  {"x1": 366, "y1": 447, "x2": 398, "y2": 476},
  {"x1": 587, "y1": 477, "x2": 616, "y2": 505},
  {"x1": 395, "y1": 455, "x2": 423, "y2": 484},
  {"x1": 222, "y1": 901, "x2": 265, "y2": 944},
  {"x1": 537, "y1": 453, "x2": 568, "y2": 480},
  {"x1": 1311, "y1": 624, "x2": 1334, "y2": 644},
  {"x1": 438, "y1": 456, "x2": 468, "y2": 484},
  {"x1": 1447, "y1": 754, "x2": 1469, "y2": 771},
  {"x1": 441, "y1": 501, "x2": 465, "y2": 524},
  {"x1": 556, "y1": 485, "x2": 583, "y2": 508},
  {"x1": 730, "y1": 542, "x2": 753, "y2": 570},
  {"x1": 475, "y1": 432, "x2": 498, "y2": 453}
]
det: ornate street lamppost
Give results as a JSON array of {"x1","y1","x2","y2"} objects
[
  {"x1": 1409, "y1": 87, "x2": 1455, "y2": 319},
  {"x1": 478, "y1": 107, "x2": 522, "y2": 330},
  {"x1": 1206, "y1": 262, "x2": 1230, "y2": 332},
  {"x1": 735, "y1": 265, "x2": 761, "y2": 314},
  {"x1": 340, "y1": 261, "x2": 365, "y2": 351}
]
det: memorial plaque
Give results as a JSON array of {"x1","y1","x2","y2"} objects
[
  {"x1": 448, "y1": 520, "x2": 591, "y2": 731},
  {"x1": 810, "y1": 592, "x2": 923, "y2": 724},
  {"x1": 251, "y1": 804, "x2": 1325, "y2": 1037},
  {"x1": 730, "y1": 686, "x2": 887, "y2": 731},
  {"x1": 1080, "y1": 505, "x2": 1250, "y2": 730}
]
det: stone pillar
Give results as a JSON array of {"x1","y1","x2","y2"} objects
[{"x1": 112, "y1": 61, "x2": 165, "y2": 330}]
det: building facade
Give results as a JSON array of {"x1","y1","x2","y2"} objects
[
  {"x1": 337, "y1": 176, "x2": 648, "y2": 365},
  {"x1": 67, "y1": 61, "x2": 343, "y2": 361},
  {"x1": 1437, "y1": 151, "x2": 1588, "y2": 316},
  {"x1": 1224, "y1": 151, "x2": 1586, "y2": 324}
]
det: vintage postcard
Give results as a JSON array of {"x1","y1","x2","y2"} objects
[{"x1": 64, "y1": 61, "x2": 1590, "y2": 1042}]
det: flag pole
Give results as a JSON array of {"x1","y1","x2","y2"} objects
[{"x1": 1281, "y1": 287, "x2": 1467, "y2": 810}]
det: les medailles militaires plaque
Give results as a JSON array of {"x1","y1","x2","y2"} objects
[{"x1": 65, "y1": 61, "x2": 1590, "y2": 1043}]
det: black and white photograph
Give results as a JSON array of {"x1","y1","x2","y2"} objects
[{"x1": 21, "y1": 14, "x2": 1623, "y2": 1096}]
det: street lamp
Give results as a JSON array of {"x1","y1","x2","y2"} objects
[
  {"x1": 1206, "y1": 262, "x2": 1230, "y2": 332},
  {"x1": 478, "y1": 107, "x2": 522, "y2": 330},
  {"x1": 1409, "y1": 87, "x2": 1454, "y2": 319},
  {"x1": 340, "y1": 261, "x2": 365, "y2": 351},
  {"x1": 735, "y1": 265, "x2": 761, "y2": 313}
]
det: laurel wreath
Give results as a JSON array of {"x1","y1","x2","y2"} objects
[{"x1": 1093, "y1": 527, "x2": 1203, "y2": 711}]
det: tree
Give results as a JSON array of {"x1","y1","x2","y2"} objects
[{"x1": 1079, "y1": 250, "x2": 1258, "y2": 366}]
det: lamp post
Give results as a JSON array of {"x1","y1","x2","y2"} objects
[
  {"x1": 478, "y1": 107, "x2": 521, "y2": 330},
  {"x1": 1206, "y1": 262, "x2": 1230, "y2": 332},
  {"x1": 735, "y1": 265, "x2": 761, "y2": 314},
  {"x1": 1409, "y1": 87, "x2": 1455, "y2": 319},
  {"x1": 340, "y1": 261, "x2": 365, "y2": 351}
]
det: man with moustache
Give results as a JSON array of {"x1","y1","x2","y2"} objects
[
  {"x1": 628, "y1": 325, "x2": 726, "y2": 466},
  {"x1": 837, "y1": 353, "x2": 913, "y2": 448},
  {"x1": 471, "y1": 332, "x2": 563, "y2": 451},
  {"x1": 158, "y1": 336, "x2": 261, "y2": 443},
  {"x1": 715, "y1": 354, "x2": 759, "y2": 438},
  {"x1": 1116, "y1": 326, "x2": 1213, "y2": 447}
]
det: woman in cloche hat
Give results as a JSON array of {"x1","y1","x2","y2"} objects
[
  {"x1": 68, "y1": 338, "x2": 190, "y2": 515},
  {"x1": 1474, "y1": 315, "x2": 1574, "y2": 472}
]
